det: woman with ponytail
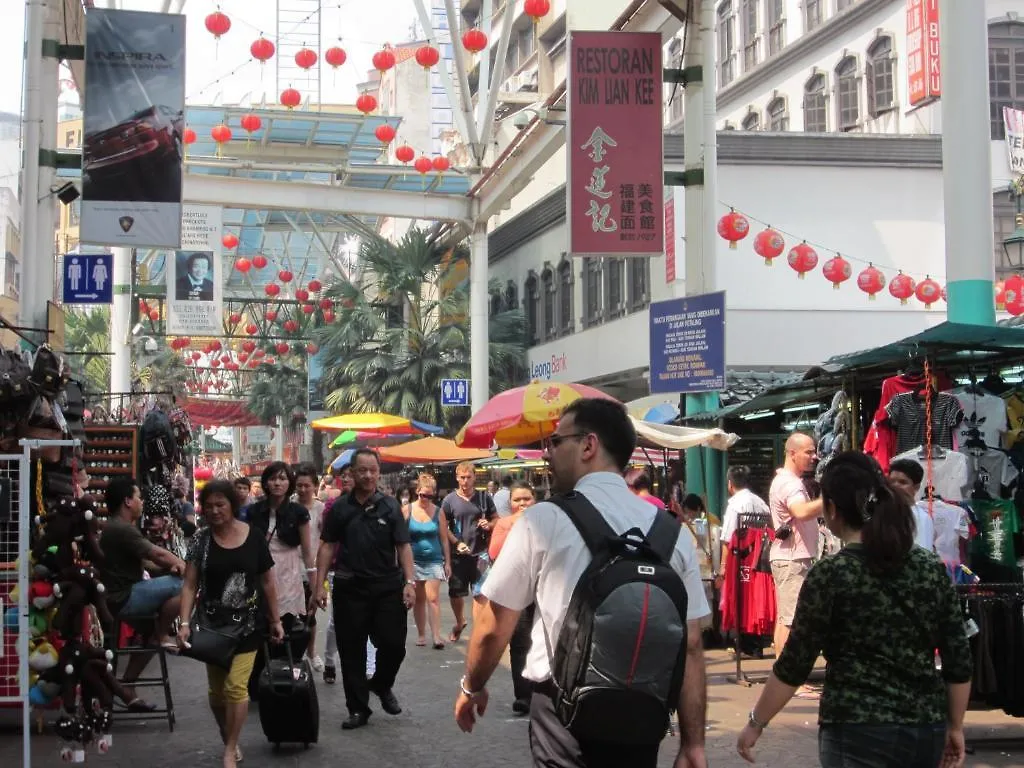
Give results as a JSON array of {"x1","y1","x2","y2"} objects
[{"x1": 737, "y1": 451, "x2": 972, "y2": 768}]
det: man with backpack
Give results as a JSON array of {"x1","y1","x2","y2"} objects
[{"x1": 454, "y1": 398, "x2": 710, "y2": 768}]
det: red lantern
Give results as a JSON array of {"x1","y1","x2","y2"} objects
[
  {"x1": 138, "y1": 299, "x2": 149, "y2": 313},
  {"x1": 308, "y1": 279, "x2": 322, "y2": 293},
  {"x1": 325, "y1": 46, "x2": 347, "y2": 68},
  {"x1": 462, "y1": 29, "x2": 488, "y2": 53},
  {"x1": 295, "y1": 47, "x2": 317, "y2": 70},
  {"x1": 415, "y1": 45, "x2": 440, "y2": 69},
  {"x1": 306, "y1": 343, "x2": 319, "y2": 355},
  {"x1": 265, "y1": 283, "x2": 281, "y2": 297},
  {"x1": 210, "y1": 359, "x2": 221, "y2": 369},
  {"x1": 211, "y1": 124, "x2": 232, "y2": 144},
  {"x1": 302, "y1": 303, "x2": 315, "y2": 315},
  {"x1": 209, "y1": 340, "x2": 222, "y2": 352},
  {"x1": 183, "y1": 127, "x2": 196, "y2": 145},
  {"x1": 375, "y1": 124, "x2": 397, "y2": 144},
  {"x1": 996, "y1": 280, "x2": 1008, "y2": 311},
  {"x1": 222, "y1": 232, "x2": 238, "y2": 250},
  {"x1": 254, "y1": 349, "x2": 266, "y2": 359},
  {"x1": 234, "y1": 258, "x2": 251, "y2": 273},
  {"x1": 245, "y1": 323, "x2": 258, "y2": 336},
  {"x1": 229, "y1": 312, "x2": 242, "y2": 324},
  {"x1": 295, "y1": 288, "x2": 309, "y2": 302},
  {"x1": 242, "y1": 340, "x2": 256, "y2": 353},
  {"x1": 414, "y1": 156, "x2": 433, "y2": 174},
  {"x1": 253, "y1": 255, "x2": 268, "y2": 269},
  {"x1": 280, "y1": 88, "x2": 302, "y2": 109},
  {"x1": 180, "y1": 337, "x2": 191, "y2": 348},
  {"x1": 194, "y1": 465, "x2": 214, "y2": 481},
  {"x1": 395, "y1": 144, "x2": 415, "y2": 164},
  {"x1": 205, "y1": 11, "x2": 231, "y2": 39},
  {"x1": 822, "y1": 255, "x2": 852, "y2": 290},
  {"x1": 240, "y1": 113, "x2": 262, "y2": 135},
  {"x1": 717, "y1": 210, "x2": 749, "y2": 249},
  {"x1": 226, "y1": 362, "x2": 239, "y2": 371},
  {"x1": 238, "y1": 353, "x2": 249, "y2": 363},
  {"x1": 319, "y1": 298, "x2": 333, "y2": 310},
  {"x1": 275, "y1": 342, "x2": 290, "y2": 355},
  {"x1": 264, "y1": 309, "x2": 278, "y2": 322},
  {"x1": 250, "y1": 36, "x2": 275, "y2": 63},
  {"x1": 524, "y1": 0, "x2": 551, "y2": 22},
  {"x1": 278, "y1": 270, "x2": 293, "y2": 283},
  {"x1": 1006, "y1": 275, "x2": 1024, "y2": 315},
  {"x1": 191, "y1": 351, "x2": 202, "y2": 362},
  {"x1": 283, "y1": 319, "x2": 298, "y2": 333},
  {"x1": 856, "y1": 264, "x2": 886, "y2": 300},
  {"x1": 915, "y1": 276, "x2": 942, "y2": 309},
  {"x1": 432, "y1": 156, "x2": 451, "y2": 173},
  {"x1": 265, "y1": 357, "x2": 277, "y2": 366},
  {"x1": 148, "y1": 309, "x2": 159, "y2": 321},
  {"x1": 752, "y1": 227, "x2": 785, "y2": 266},
  {"x1": 356, "y1": 93, "x2": 378, "y2": 115},
  {"x1": 323, "y1": 309, "x2": 336, "y2": 323},
  {"x1": 888, "y1": 272, "x2": 916, "y2": 305},
  {"x1": 786, "y1": 242, "x2": 818, "y2": 279},
  {"x1": 372, "y1": 47, "x2": 396, "y2": 73}
]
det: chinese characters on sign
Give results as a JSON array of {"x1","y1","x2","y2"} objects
[
  {"x1": 568, "y1": 32, "x2": 664, "y2": 256},
  {"x1": 906, "y1": 0, "x2": 940, "y2": 106},
  {"x1": 648, "y1": 292, "x2": 726, "y2": 395},
  {"x1": 167, "y1": 205, "x2": 224, "y2": 335}
]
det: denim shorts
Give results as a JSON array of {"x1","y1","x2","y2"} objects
[
  {"x1": 819, "y1": 723, "x2": 946, "y2": 768},
  {"x1": 120, "y1": 575, "x2": 183, "y2": 618}
]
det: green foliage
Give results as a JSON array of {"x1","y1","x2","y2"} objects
[
  {"x1": 246, "y1": 363, "x2": 307, "y2": 427},
  {"x1": 63, "y1": 307, "x2": 110, "y2": 396}
]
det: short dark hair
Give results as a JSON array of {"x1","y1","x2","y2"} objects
[
  {"x1": 888, "y1": 459, "x2": 924, "y2": 486},
  {"x1": 560, "y1": 398, "x2": 636, "y2": 471},
  {"x1": 682, "y1": 493, "x2": 705, "y2": 512},
  {"x1": 261, "y1": 461, "x2": 295, "y2": 499},
  {"x1": 351, "y1": 448, "x2": 381, "y2": 468},
  {"x1": 294, "y1": 462, "x2": 318, "y2": 484},
  {"x1": 186, "y1": 252, "x2": 210, "y2": 271},
  {"x1": 727, "y1": 465, "x2": 752, "y2": 490},
  {"x1": 199, "y1": 479, "x2": 241, "y2": 518},
  {"x1": 105, "y1": 478, "x2": 138, "y2": 514},
  {"x1": 501, "y1": 475, "x2": 513, "y2": 488},
  {"x1": 624, "y1": 468, "x2": 653, "y2": 492},
  {"x1": 510, "y1": 480, "x2": 534, "y2": 495},
  {"x1": 234, "y1": 476, "x2": 251, "y2": 489}
]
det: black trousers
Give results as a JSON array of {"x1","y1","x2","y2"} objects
[
  {"x1": 509, "y1": 604, "x2": 535, "y2": 702},
  {"x1": 333, "y1": 577, "x2": 407, "y2": 715},
  {"x1": 528, "y1": 691, "x2": 660, "y2": 768}
]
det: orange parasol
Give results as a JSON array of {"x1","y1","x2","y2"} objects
[{"x1": 377, "y1": 436, "x2": 493, "y2": 464}]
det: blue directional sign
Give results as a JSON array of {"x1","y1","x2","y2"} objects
[
  {"x1": 62, "y1": 253, "x2": 113, "y2": 305},
  {"x1": 441, "y1": 378, "x2": 470, "y2": 407}
]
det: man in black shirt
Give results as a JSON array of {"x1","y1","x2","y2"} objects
[{"x1": 312, "y1": 449, "x2": 416, "y2": 730}]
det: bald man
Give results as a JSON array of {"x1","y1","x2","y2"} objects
[{"x1": 768, "y1": 433, "x2": 823, "y2": 656}]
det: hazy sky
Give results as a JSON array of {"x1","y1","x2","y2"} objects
[{"x1": 0, "y1": 0, "x2": 423, "y2": 114}]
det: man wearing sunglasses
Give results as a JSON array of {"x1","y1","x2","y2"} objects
[{"x1": 455, "y1": 398, "x2": 711, "y2": 768}]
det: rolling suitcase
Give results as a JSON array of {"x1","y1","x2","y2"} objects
[{"x1": 257, "y1": 644, "x2": 320, "y2": 749}]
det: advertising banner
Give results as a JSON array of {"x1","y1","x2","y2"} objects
[
  {"x1": 649, "y1": 291, "x2": 726, "y2": 395},
  {"x1": 906, "y1": 0, "x2": 940, "y2": 105},
  {"x1": 1004, "y1": 107, "x2": 1024, "y2": 176},
  {"x1": 167, "y1": 205, "x2": 222, "y2": 335},
  {"x1": 665, "y1": 195, "x2": 676, "y2": 283},
  {"x1": 81, "y1": 9, "x2": 185, "y2": 248},
  {"x1": 568, "y1": 31, "x2": 664, "y2": 257}
]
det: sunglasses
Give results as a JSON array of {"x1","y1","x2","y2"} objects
[
  {"x1": 417, "y1": 492, "x2": 433, "y2": 499},
  {"x1": 547, "y1": 431, "x2": 587, "y2": 449}
]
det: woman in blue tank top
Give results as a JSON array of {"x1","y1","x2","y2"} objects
[{"x1": 403, "y1": 473, "x2": 451, "y2": 649}]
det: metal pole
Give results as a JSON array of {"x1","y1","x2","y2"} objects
[
  {"x1": 18, "y1": 446, "x2": 30, "y2": 768},
  {"x1": 939, "y1": 0, "x2": 995, "y2": 325},
  {"x1": 110, "y1": 247, "x2": 133, "y2": 398},
  {"x1": 470, "y1": 222, "x2": 489, "y2": 413}
]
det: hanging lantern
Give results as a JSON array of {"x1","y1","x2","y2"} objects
[
  {"x1": 372, "y1": 47, "x2": 396, "y2": 73},
  {"x1": 995, "y1": 280, "x2": 1007, "y2": 311},
  {"x1": 295, "y1": 47, "x2": 318, "y2": 70},
  {"x1": 302, "y1": 303, "x2": 315, "y2": 315},
  {"x1": 238, "y1": 352, "x2": 249, "y2": 363},
  {"x1": 209, "y1": 340, "x2": 222, "y2": 351},
  {"x1": 222, "y1": 232, "x2": 238, "y2": 250},
  {"x1": 432, "y1": 156, "x2": 451, "y2": 173},
  {"x1": 179, "y1": 336, "x2": 191, "y2": 348},
  {"x1": 356, "y1": 93, "x2": 378, "y2": 115},
  {"x1": 275, "y1": 342, "x2": 290, "y2": 356},
  {"x1": 280, "y1": 88, "x2": 302, "y2": 109},
  {"x1": 323, "y1": 309, "x2": 336, "y2": 323},
  {"x1": 264, "y1": 283, "x2": 280, "y2": 297},
  {"x1": 191, "y1": 351, "x2": 202, "y2": 362},
  {"x1": 211, "y1": 124, "x2": 232, "y2": 157},
  {"x1": 242, "y1": 340, "x2": 256, "y2": 353},
  {"x1": 414, "y1": 156, "x2": 433, "y2": 174},
  {"x1": 888, "y1": 271, "x2": 916, "y2": 305},
  {"x1": 786, "y1": 242, "x2": 818, "y2": 279},
  {"x1": 205, "y1": 10, "x2": 231, "y2": 39},
  {"x1": 278, "y1": 270, "x2": 293, "y2": 283},
  {"x1": 524, "y1": 0, "x2": 551, "y2": 22},
  {"x1": 234, "y1": 258, "x2": 251, "y2": 273},
  {"x1": 306, "y1": 342, "x2": 319, "y2": 355},
  {"x1": 915, "y1": 276, "x2": 942, "y2": 309},
  {"x1": 283, "y1": 319, "x2": 299, "y2": 333},
  {"x1": 295, "y1": 288, "x2": 310, "y2": 302},
  {"x1": 1006, "y1": 275, "x2": 1024, "y2": 315},
  {"x1": 253, "y1": 255, "x2": 268, "y2": 269},
  {"x1": 752, "y1": 227, "x2": 785, "y2": 266},
  {"x1": 226, "y1": 362, "x2": 239, "y2": 371},
  {"x1": 308, "y1": 279, "x2": 322, "y2": 293},
  {"x1": 822, "y1": 254, "x2": 852, "y2": 290},
  {"x1": 240, "y1": 113, "x2": 262, "y2": 135},
  {"x1": 717, "y1": 210, "x2": 749, "y2": 249},
  {"x1": 318, "y1": 298, "x2": 333, "y2": 310},
  {"x1": 462, "y1": 29, "x2": 488, "y2": 53},
  {"x1": 253, "y1": 349, "x2": 266, "y2": 359},
  {"x1": 325, "y1": 46, "x2": 347, "y2": 69},
  {"x1": 264, "y1": 309, "x2": 278, "y2": 321},
  {"x1": 395, "y1": 144, "x2": 415, "y2": 164},
  {"x1": 148, "y1": 309, "x2": 159, "y2": 321},
  {"x1": 415, "y1": 45, "x2": 440, "y2": 69},
  {"x1": 856, "y1": 264, "x2": 886, "y2": 300},
  {"x1": 210, "y1": 359, "x2": 221, "y2": 369},
  {"x1": 229, "y1": 312, "x2": 242, "y2": 324},
  {"x1": 250, "y1": 36, "x2": 275, "y2": 63},
  {"x1": 183, "y1": 127, "x2": 197, "y2": 145},
  {"x1": 374, "y1": 124, "x2": 397, "y2": 144}
]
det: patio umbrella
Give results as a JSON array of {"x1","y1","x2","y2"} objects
[
  {"x1": 454, "y1": 381, "x2": 619, "y2": 448},
  {"x1": 312, "y1": 413, "x2": 443, "y2": 435},
  {"x1": 329, "y1": 429, "x2": 420, "y2": 449},
  {"x1": 377, "y1": 436, "x2": 493, "y2": 464},
  {"x1": 331, "y1": 448, "x2": 356, "y2": 471}
]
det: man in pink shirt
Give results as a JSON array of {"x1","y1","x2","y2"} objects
[{"x1": 768, "y1": 433, "x2": 823, "y2": 657}]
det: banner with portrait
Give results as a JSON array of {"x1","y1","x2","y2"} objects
[
  {"x1": 80, "y1": 8, "x2": 185, "y2": 248},
  {"x1": 167, "y1": 206, "x2": 222, "y2": 335}
]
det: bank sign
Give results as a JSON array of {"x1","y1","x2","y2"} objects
[
  {"x1": 649, "y1": 292, "x2": 726, "y2": 395},
  {"x1": 529, "y1": 353, "x2": 570, "y2": 382}
]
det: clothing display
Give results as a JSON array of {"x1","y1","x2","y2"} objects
[
  {"x1": 927, "y1": 500, "x2": 970, "y2": 565},
  {"x1": 960, "y1": 585, "x2": 1024, "y2": 718},
  {"x1": 891, "y1": 447, "x2": 969, "y2": 501},
  {"x1": 968, "y1": 499, "x2": 1020, "y2": 569},
  {"x1": 864, "y1": 371, "x2": 954, "y2": 472},
  {"x1": 952, "y1": 387, "x2": 1008, "y2": 449},
  {"x1": 962, "y1": 447, "x2": 1019, "y2": 498},
  {"x1": 910, "y1": 503, "x2": 935, "y2": 554},
  {"x1": 1003, "y1": 390, "x2": 1024, "y2": 449},
  {"x1": 885, "y1": 391, "x2": 963, "y2": 455},
  {"x1": 720, "y1": 526, "x2": 777, "y2": 637}
]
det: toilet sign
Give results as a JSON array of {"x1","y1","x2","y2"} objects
[
  {"x1": 441, "y1": 379, "x2": 469, "y2": 407},
  {"x1": 62, "y1": 253, "x2": 113, "y2": 304}
]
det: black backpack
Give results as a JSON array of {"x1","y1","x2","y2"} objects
[
  {"x1": 547, "y1": 492, "x2": 688, "y2": 746},
  {"x1": 141, "y1": 409, "x2": 177, "y2": 466}
]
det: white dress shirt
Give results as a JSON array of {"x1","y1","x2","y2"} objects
[{"x1": 481, "y1": 471, "x2": 711, "y2": 683}]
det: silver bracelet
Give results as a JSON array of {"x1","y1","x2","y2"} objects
[
  {"x1": 748, "y1": 709, "x2": 769, "y2": 730},
  {"x1": 459, "y1": 675, "x2": 484, "y2": 698}
]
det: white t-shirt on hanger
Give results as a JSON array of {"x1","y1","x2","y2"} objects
[
  {"x1": 892, "y1": 447, "x2": 970, "y2": 502},
  {"x1": 926, "y1": 499, "x2": 970, "y2": 564},
  {"x1": 952, "y1": 387, "x2": 1008, "y2": 449}
]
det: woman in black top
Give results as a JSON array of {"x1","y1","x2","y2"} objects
[
  {"x1": 737, "y1": 452, "x2": 972, "y2": 768},
  {"x1": 177, "y1": 480, "x2": 283, "y2": 768}
]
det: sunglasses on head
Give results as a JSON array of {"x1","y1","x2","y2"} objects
[{"x1": 417, "y1": 492, "x2": 433, "y2": 498}]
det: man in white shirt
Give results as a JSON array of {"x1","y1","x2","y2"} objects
[
  {"x1": 491, "y1": 475, "x2": 512, "y2": 518},
  {"x1": 888, "y1": 459, "x2": 936, "y2": 553},
  {"x1": 715, "y1": 465, "x2": 770, "y2": 590},
  {"x1": 453, "y1": 398, "x2": 710, "y2": 768}
]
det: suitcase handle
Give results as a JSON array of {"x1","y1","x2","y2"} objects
[{"x1": 263, "y1": 640, "x2": 300, "y2": 695}]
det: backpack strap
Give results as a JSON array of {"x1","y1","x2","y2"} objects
[
  {"x1": 548, "y1": 491, "x2": 618, "y2": 555},
  {"x1": 646, "y1": 510, "x2": 681, "y2": 564}
]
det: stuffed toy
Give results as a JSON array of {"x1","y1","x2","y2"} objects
[
  {"x1": 53, "y1": 564, "x2": 113, "y2": 635},
  {"x1": 32, "y1": 497, "x2": 104, "y2": 572},
  {"x1": 2, "y1": 606, "x2": 16, "y2": 631},
  {"x1": 28, "y1": 638, "x2": 58, "y2": 673},
  {"x1": 58, "y1": 640, "x2": 113, "y2": 713},
  {"x1": 29, "y1": 667, "x2": 61, "y2": 707},
  {"x1": 30, "y1": 579, "x2": 55, "y2": 610},
  {"x1": 28, "y1": 606, "x2": 51, "y2": 638}
]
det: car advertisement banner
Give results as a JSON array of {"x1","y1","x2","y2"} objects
[
  {"x1": 167, "y1": 205, "x2": 222, "y2": 335},
  {"x1": 81, "y1": 9, "x2": 185, "y2": 248}
]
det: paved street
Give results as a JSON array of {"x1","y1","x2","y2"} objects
[{"x1": 1, "y1": 608, "x2": 1023, "y2": 767}]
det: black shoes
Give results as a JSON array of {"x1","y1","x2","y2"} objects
[
  {"x1": 323, "y1": 665, "x2": 336, "y2": 685},
  {"x1": 370, "y1": 681, "x2": 402, "y2": 715},
  {"x1": 341, "y1": 711, "x2": 371, "y2": 730},
  {"x1": 512, "y1": 698, "x2": 530, "y2": 716}
]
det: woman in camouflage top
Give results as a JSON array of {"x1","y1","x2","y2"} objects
[{"x1": 737, "y1": 451, "x2": 972, "y2": 768}]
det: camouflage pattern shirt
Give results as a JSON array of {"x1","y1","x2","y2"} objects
[{"x1": 774, "y1": 543, "x2": 973, "y2": 724}]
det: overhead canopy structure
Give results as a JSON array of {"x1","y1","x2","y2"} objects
[
  {"x1": 377, "y1": 436, "x2": 493, "y2": 464},
  {"x1": 183, "y1": 397, "x2": 261, "y2": 427},
  {"x1": 631, "y1": 418, "x2": 739, "y2": 452}
]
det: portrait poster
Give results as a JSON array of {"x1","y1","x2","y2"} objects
[{"x1": 167, "y1": 205, "x2": 222, "y2": 335}]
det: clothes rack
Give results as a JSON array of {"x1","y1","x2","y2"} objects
[{"x1": 727, "y1": 511, "x2": 773, "y2": 687}]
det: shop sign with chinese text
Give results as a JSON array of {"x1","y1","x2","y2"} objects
[
  {"x1": 568, "y1": 31, "x2": 664, "y2": 257},
  {"x1": 907, "y1": 0, "x2": 940, "y2": 105}
]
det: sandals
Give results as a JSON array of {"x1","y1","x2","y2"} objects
[
  {"x1": 124, "y1": 698, "x2": 156, "y2": 713},
  {"x1": 432, "y1": 641, "x2": 445, "y2": 650},
  {"x1": 415, "y1": 638, "x2": 427, "y2": 647},
  {"x1": 448, "y1": 622, "x2": 468, "y2": 642}
]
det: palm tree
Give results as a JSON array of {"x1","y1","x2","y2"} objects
[
  {"x1": 246, "y1": 363, "x2": 307, "y2": 427},
  {"x1": 316, "y1": 228, "x2": 527, "y2": 432},
  {"x1": 134, "y1": 349, "x2": 190, "y2": 399},
  {"x1": 63, "y1": 307, "x2": 111, "y2": 396}
]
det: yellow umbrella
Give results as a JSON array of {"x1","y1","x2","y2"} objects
[{"x1": 311, "y1": 413, "x2": 415, "y2": 432}]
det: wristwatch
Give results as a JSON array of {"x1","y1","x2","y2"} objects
[
  {"x1": 405, "y1": 579, "x2": 415, "y2": 586},
  {"x1": 748, "y1": 710, "x2": 769, "y2": 730}
]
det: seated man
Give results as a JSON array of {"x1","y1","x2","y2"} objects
[{"x1": 101, "y1": 478, "x2": 186, "y2": 701}]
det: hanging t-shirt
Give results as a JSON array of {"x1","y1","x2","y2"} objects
[
  {"x1": 951, "y1": 388, "x2": 1008, "y2": 449},
  {"x1": 1003, "y1": 391, "x2": 1024, "y2": 449},
  {"x1": 891, "y1": 447, "x2": 970, "y2": 501},
  {"x1": 926, "y1": 500, "x2": 969, "y2": 565},
  {"x1": 962, "y1": 447, "x2": 1020, "y2": 498},
  {"x1": 968, "y1": 499, "x2": 1020, "y2": 567},
  {"x1": 885, "y1": 391, "x2": 963, "y2": 455},
  {"x1": 910, "y1": 502, "x2": 936, "y2": 553}
]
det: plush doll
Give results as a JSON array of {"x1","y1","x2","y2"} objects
[
  {"x1": 28, "y1": 607, "x2": 51, "y2": 638},
  {"x1": 30, "y1": 579, "x2": 55, "y2": 610},
  {"x1": 2, "y1": 606, "x2": 16, "y2": 631},
  {"x1": 29, "y1": 667, "x2": 61, "y2": 707},
  {"x1": 81, "y1": 661, "x2": 116, "y2": 753},
  {"x1": 58, "y1": 640, "x2": 113, "y2": 713},
  {"x1": 53, "y1": 564, "x2": 113, "y2": 634},
  {"x1": 33, "y1": 497, "x2": 104, "y2": 572},
  {"x1": 28, "y1": 638, "x2": 58, "y2": 673}
]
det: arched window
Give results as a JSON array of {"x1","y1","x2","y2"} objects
[
  {"x1": 605, "y1": 258, "x2": 626, "y2": 319},
  {"x1": 541, "y1": 267, "x2": 556, "y2": 340},
  {"x1": 835, "y1": 56, "x2": 860, "y2": 131},
  {"x1": 524, "y1": 273, "x2": 539, "y2": 345},
  {"x1": 717, "y1": 2, "x2": 736, "y2": 87},
  {"x1": 583, "y1": 257, "x2": 603, "y2": 327},
  {"x1": 866, "y1": 36, "x2": 895, "y2": 117},
  {"x1": 803, "y1": 73, "x2": 827, "y2": 131},
  {"x1": 989, "y1": 21, "x2": 1024, "y2": 139},
  {"x1": 767, "y1": 97, "x2": 788, "y2": 131},
  {"x1": 741, "y1": 110, "x2": 761, "y2": 131},
  {"x1": 557, "y1": 259, "x2": 574, "y2": 334},
  {"x1": 503, "y1": 280, "x2": 517, "y2": 313}
]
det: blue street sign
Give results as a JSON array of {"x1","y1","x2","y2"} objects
[
  {"x1": 62, "y1": 253, "x2": 114, "y2": 304},
  {"x1": 441, "y1": 378, "x2": 470, "y2": 407},
  {"x1": 649, "y1": 290, "x2": 726, "y2": 394}
]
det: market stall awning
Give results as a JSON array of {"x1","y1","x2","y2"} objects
[
  {"x1": 625, "y1": 394, "x2": 681, "y2": 424},
  {"x1": 377, "y1": 437, "x2": 493, "y2": 464},
  {"x1": 631, "y1": 418, "x2": 739, "y2": 451},
  {"x1": 183, "y1": 397, "x2": 262, "y2": 427}
]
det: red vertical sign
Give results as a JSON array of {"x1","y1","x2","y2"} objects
[
  {"x1": 664, "y1": 198, "x2": 676, "y2": 283},
  {"x1": 568, "y1": 31, "x2": 664, "y2": 257},
  {"x1": 906, "y1": 0, "x2": 941, "y2": 106}
]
